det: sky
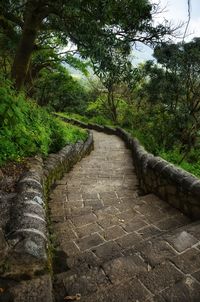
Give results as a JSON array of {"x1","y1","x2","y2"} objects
[
  {"x1": 69, "y1": 0, "x2": 200, "y2": 76},
  {"x1": 133, "y1": 0, "x2": 200, "y2": 64}
]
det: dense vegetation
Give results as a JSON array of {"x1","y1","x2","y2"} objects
[
  {"x1": 0, "y1": 77, "x2": 87, "y2": 165},
  {"x1": 59, "y1": 38, "x2": 200, "y2": 177},
  {"x1": 1, "y1": 1, "x2": 199, "y2": 178}
]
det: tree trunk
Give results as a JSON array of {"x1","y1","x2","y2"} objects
[
  {"x1": 107, "y1": 87, "x2": 117, "y2": 123},
  {"x1": 11, "y1": 2, "x2": 43, "y2": 90},
  {"x1": 111, "y1": 89, "x2": 117, "y2": 123}
]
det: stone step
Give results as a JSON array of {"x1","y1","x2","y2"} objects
[
  {"x1": 51, "y1": 190, "x2": 194, "y2": 300},
  {"x1": 53, "y1": 219, "x2": 200, "y2": 301},
  {"x1": 0, "y1": 275, "x2": 53, "y2": 302},
  {"x1": 51, "y1": 192, "x2": 191, "y2": 273},
  {"x1": 50, "y1": 131, "x2": 200, "y2": 302}
]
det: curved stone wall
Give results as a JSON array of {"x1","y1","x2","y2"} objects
[
  {"x1": 3, "y1": 132, "x2": 93, "y2": 277},
  {"x1": 57, "y1": 115, "x2": 200, "y2": 220},
  {"x1": 116, "y1": 128, "x2": 200, "y2": 220}
]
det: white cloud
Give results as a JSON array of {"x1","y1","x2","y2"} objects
[
  {"x1": 152, "y1": 0, "x2": 200, "y2": 41},
  {"x1": 133, "y1": 0, "x2": 200, "y2": 63},
  {"x1": 188, "y1": 17, "x2": 200, "y2": 40}
]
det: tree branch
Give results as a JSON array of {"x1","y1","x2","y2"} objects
[{"x1": 183, "y1": 0, "x2": 191, "y2": 42}]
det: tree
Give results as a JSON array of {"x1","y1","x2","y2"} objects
[
  {"x1": 154, "y1": 39, "x2": 200, "y2": 151},
  {"x1": 32, "y1": 65, "x2": 90, "y2": 112},
  {"x1": 132, "y1": 38, "x2": 200, "y2": 157},
  {"x1": 1, "y1": 0, "x2": 172, "y2": 89},
  {"x1": 91, "y1": 47, "x2": 137, "y2": 123}
]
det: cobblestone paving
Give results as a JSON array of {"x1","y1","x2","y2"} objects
[{"x1": 50, "y1": 131, "x2": 200, "y2": 302}]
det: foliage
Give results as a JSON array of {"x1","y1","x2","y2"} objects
[
  {"x1": 89, "y1": 116, "x2": 113, "y2": 126},
  {"x1": 57, "y1": 113, "x2": 90, "y2": 123},
  {"x1": 0, "y1": 77, "x2": 87, "y2": 166},
  {"x1": 1, "y1": 0, "x2": 172, "y2": 89},
  {"x1": 160, "y1": 149, "x2": 200, "y2": 178},
  {"x1": 87, "y1": 94, "x2": 130, "y2": 125},
  {"x1": 57, "y1": 112, "x2": 114, "y2": 127},
  {"x1": 126, "y1": 39, "x2": 200, "y2": 162},
  {"x1": 32, "y1": 65, "x2": 90, "y2": 113},
  {"x1": 153, "y1": 38, "x2": 200, "y2": 150}
]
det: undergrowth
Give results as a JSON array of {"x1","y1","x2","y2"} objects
[
  {"x1": 56, "y1": 112, "x2": 114, "y2": 127},
  {"x1": 0, "y1": 78, "x2": 87, "y2": 166}
]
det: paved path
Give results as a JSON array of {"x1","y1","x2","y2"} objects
[{"x1": 50, "y1": 131, "x2": 200, "y2": 302}]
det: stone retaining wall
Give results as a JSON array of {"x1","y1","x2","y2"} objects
[
  {"x1": 116, "y1": 128, "x2": 200, "y2": 220},
  {"x1": 2, "y1": 132, "x2": 93, "y2": 277},
  {"x1": 57, "y1": 115, "x2": 200, "y2": 220}
]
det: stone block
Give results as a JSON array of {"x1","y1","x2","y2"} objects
[
  {"x1": 54, "y1": 267, "x2": 109, "y2": 300},
  {"x1": 116, "y1": 209, "x2": 138, "y2": 222},
  {"x1": 154, "y1": 160, "x2": 169, "y2": 174},
  {"x1": 139, "y1": 262, "x2": 183, "y2": 294},
  {"x1": 61, "y1": 241, "x2": 80, "y2": 257},
  {"x1": 172, "y1": 248, "x2": 200, "y2": 274},
  {"x1": 138, "y1": 239, "x2": 177, "y2": 267},
  {"x1": 76, "y1": 233, "x2": 104, "y2": 251},
  {"x1": 82, "y1": 278, "x2": 151, "y2": 302},
  {"x1": 137, "y1": 225, "x2": 162, "y2": 239},
  {"x1": 191, "y1": 182, "x2": 200, "y2": 198},
  {"x1": 101, "y1": 225, "x2": 126, "y2": 240},
  {"x1": 0, "y1": 228, "x2": 8, "y2": 260},
  {"x1": 8, "y1": 275, "x2": 53, "y2": 302},
  {"x1": 165, "y1": 230, "x2": 198, "y2": 253},
  {"x1": 115, "y1": 232, "x2": 142, "y2": 249},
  {"x1": 92, "y1": 241, "x2": 122, "y2": 261},
  {"x1": 159, "y1": 276, "x2": 200, "y2": 302},
  {"x1": 102, "y1": 254, "x2": 147, "y2": 283},
  {"x1": 185, "y1": 221, "x2": 200, "y2": 240},
  {"x1": 147, "y1": 156, "x2": 160, "y2": 169},
  {"x1": 71, "y1": 213, "x2": 97, "y2": 227},
  {"x1": 165, "y1": 185, "x2": 177, "y2": 195},
  {"x1": 122, "y1": 217, "x2": 148, "y2": 232},
  {"x1": 94, "y1": 206, "x2": 120, "y2": 219},
  {"x1": 154, "y1": 215, "x2": 190, "y2": 231},
  {"x1": 192, "y1": 269, "x2": 200, "y2": 282},
  {"x1": 84, "y1": 199, "x2": 104, "y2": 210},
  {"x1": 97, "y1": 216, "x2": 120, "y2": 229},
  {"x1": 76, "y1": 223, "x2": 102, "y2": 238}
]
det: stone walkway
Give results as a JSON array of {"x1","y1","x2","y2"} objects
[{"x1": 49, "y1": 131, "x2": 200, "y2": 302}]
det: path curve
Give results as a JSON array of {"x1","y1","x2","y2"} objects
[{"x1": 50, "y1": 131, "x2": 200, "y2": 302}]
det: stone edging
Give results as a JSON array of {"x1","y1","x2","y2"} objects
[
  {"x1": 57, "y1": 115, "x2": 200, "y2": 220},
  {"x1": 2, "y1": 131, "x2": 93, "y2": 277}
]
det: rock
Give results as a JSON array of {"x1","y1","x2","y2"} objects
[
  {"x1": 0, "y1": 228, "x2": 8, "y2": 259},
  {"x1": 9, "y1": 275, "x2": 53, "y2": 302},
  {"x1": 0, "y1": 169, "x2": 3, "y2": 180}
]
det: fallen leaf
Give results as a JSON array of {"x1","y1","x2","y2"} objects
[{"x1": 64, "y1": 293, "x2": 81, "y2": 300}]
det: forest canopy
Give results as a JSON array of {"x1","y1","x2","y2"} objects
[{"x1": 1, "y1": 0, "x2": 172, "y2": 89}]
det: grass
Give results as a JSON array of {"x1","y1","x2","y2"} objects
[
  {"x1": 0, "y1": 79, "x2": 88, "y2": 166},
  {"x1": 56, "y1": 112, "x2": 115, "y2": 127}
]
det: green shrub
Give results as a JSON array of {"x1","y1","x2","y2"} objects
[
  {"x1": 89, "y1": 115, "x2": 113, "y2": 126},
  {"x1": 57, "y1": 112, "x2": 90, "y2": 123},
  {"x1": 0, "y1": 77, "x2": 87, "y2": 166},
  {"x1": 160, "y1": 148, "x2": 200, "y2": 178},
  {"x1": 57, "y1": 112, "x2": 114, "y2": 127},
  {"x1": 49, "y1": 118, "x2": 87, "y2": 153}
]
